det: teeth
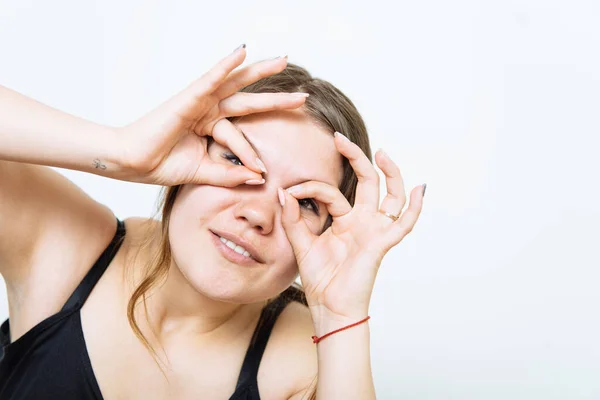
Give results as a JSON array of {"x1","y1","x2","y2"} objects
[{"x1": 219, "y1": 236, "x2": 252, "y2": 258}]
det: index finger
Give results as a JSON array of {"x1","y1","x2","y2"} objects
[{"x1": 210, "y1": 119, "x2": 266, "y2": 174}]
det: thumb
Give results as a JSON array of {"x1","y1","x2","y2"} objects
[
  {"x1": 278, "y1": 188, "x2": 315, "y2": 261},
  {"x1": 192, "y1": 163, "x2": 263, "y2": 187}
]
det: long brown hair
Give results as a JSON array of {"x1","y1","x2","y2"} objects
[{"x1": 126, "y1": 63, "x2": 372, "y2": 399}]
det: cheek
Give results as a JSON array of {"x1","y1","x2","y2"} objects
[
  {"x1": 275, "y1": 242, "x2": 300, "y2": 276},
  {"x1": 174, "y1": 184, "x2": 227, "y2": 216},
  {"x1": 168, "y1": 185, "x2": 225, "y2": 261},
  {"x1": 258, "y1": 256, "x2": 301, "y2": 300}
]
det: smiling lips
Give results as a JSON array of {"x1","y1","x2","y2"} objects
[
  {"x1": 210, "y1": 230, "x2": 264, "y2": 265},
  {"x1": 219, "y1": 235, "x2": 253, "y2": 258}
]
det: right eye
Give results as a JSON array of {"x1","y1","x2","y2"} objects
[{"x1": 222, "y1": 153, "x2": 243, "y2": 166}]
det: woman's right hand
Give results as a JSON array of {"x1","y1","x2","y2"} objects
[{"x1": 116, "y1": 45, "x2": 307, "y2": 187}]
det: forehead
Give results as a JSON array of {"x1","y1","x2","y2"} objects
[{"x1": 234, "y1": 109, "x2": 343, "y2": 187}]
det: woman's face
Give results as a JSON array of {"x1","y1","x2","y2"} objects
[{"x1": 169, "y1": 109, "x2": 344, "y2": 304}]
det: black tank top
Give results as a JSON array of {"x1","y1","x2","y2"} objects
[{"x1": 0, "y1": 218, "x2": 293, "y2": 400}]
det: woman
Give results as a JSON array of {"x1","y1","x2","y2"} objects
[{"x1": 0, "y1": 45, "x2": 426, "y2": 399}]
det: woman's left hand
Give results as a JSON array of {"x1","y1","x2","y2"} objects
[{"x1": 278, "y1": 132, "x2": 425, "y2": 324}]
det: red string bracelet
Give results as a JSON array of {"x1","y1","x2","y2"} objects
[{"x1": 311, "y1": 316, "x2": 370, "y2": 344}]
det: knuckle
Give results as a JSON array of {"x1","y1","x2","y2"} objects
[{"x1": 206, "y1": 68, "x2": 226, "y2": 90}]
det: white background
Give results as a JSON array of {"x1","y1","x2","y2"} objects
[{"x1": 1, "y1": 0, "x2": 600, "y2": 398}]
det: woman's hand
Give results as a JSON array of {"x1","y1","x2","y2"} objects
[
  {"x1": 278, "y1": 132, "x2": 426, "y2": 325},
  {"x1": 117, "y1": 46, "x2": 308, "y2": 187}
]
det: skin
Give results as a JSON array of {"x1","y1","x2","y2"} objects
[
  {"x1": 151, "y1": 109, "x2": 343, "y2": 336},
  {"x1": 80, "y1": 109, "x2": 343, "y2": 399},
  {"x1": 2, "y1": 48, "x2": 422, "y2": 399}
]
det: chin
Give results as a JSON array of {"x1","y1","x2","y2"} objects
[
  {"x1": 168, "y1": 213, "x2": 298, "y2": 304},
  {"x1": 173, "y1": 255, "x2": 255, "y2": 302}
]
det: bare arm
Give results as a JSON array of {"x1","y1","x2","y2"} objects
[
  {"x1": 0, "y1": 49, "x2": 306, "y2": 279},
  {"x1": 0, "y1": 85, "x2": 128, "y2": 178},
  {"x1": 0, "y1": 84, "x2": 126, "y2": 283},
  {"x1": 312, "y1": 318, "x2": 375, "y2": 399}
]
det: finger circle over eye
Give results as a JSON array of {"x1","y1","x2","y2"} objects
[
  {"x1": 286, "y1": 181, "x2": 351, "y2": 218},
  {"x1": 209, "y1": 119, "x2": 263, "y2": 174}
]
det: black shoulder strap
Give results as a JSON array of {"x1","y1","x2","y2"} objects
[
  {"x1": 234, "y1": 295, "x2": 291, "y2": 391},
  {"x1": 61, "y1": 218, "x2": 126, "y2": 312}
]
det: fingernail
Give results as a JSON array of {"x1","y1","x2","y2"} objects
[
  {"x1": 334, "y1": 131, "x2": 350, "y2": 141},
  {"x1": 245, "y1": 178, "x2": 265, "y2": 185},
  {"x1": 277, "y1": 188, "x2": 286, "y2": 206},
  {"x1": 256, "y1": 158, "x2": 267, "y2": 173},
  {"x1": 422, "y1": 183, "x2": 427, "y2": 198},
  {"x1": 233, "y1": 43, "x2": 246, "y2": 53},
  {"x1": 291, "y1": 92, "x2": 310, "y2": 98},
  {"x1": 272, "y1": 55, "x2": 288, "y2": 60},
  {"x1": 286, "y1": 185, "x2": 301, "y2": 194},
  {"x1": 378, "y1": 149, "x2": 388, "y2": 159}
]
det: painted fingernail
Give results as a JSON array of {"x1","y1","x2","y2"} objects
[
  {"x1": 277, "y1": 188, "x2": 286, "y2": 206},
  {"x1": 233, "y1": 43, "x2": 246, "y2": 53},
  {"x1": 334, "y1": 131, "x2": 350, "y2": 141},
  {"x1": 255, "y1": 158, "x2": 267, "y2": 173},
  {"x1": 291, "y1": 92, "x2": 310, "y2": 97},
  {"x1": 246, "y1": 178, "x2": 265, "y2": 185},
  {"x1": 422, "y1": 183, "x2": 427, "y2": 198}
]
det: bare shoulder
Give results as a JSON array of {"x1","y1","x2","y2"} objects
[
  {"x1": 5, "y1": 203, "x2": 118, "y2": 341},
  {"x1": 258, "y1": 299, "x2": 318, "y2": 400}
]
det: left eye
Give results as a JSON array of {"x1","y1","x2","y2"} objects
[
  {"x1": 221, "y1": 152, "x2": 320, "y2": 216},
  {"x1": 298, "y1": 198, "x2": 319, "y2": 214},
  {"x1": 222, "y1": 153, "x2": 244, "y2": 167}
]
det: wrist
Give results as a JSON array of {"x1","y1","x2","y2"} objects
[
  {"x1": 309, "y1": 307, "x2": 370, "y2": 337},
  {"x1": 74, "y1": 124, "x2": 135, "y2": 181},
  {"x1": 111, "y1": 126, "x2": 154, "y2": 183}
]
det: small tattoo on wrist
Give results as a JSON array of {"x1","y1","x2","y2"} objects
[{"x1": 93, "y1": 159, "x2": 107, "y2": 170}]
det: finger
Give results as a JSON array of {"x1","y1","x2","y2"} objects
[
  {"x1": 384, "y1": 185, "x2": 425, "y2": 248},
  {"x1": 285, "y1": 181, "x2": 352, "y2": 219},
  {"x1": 334, "y1": 132, "x2": 380, "y2": 211},
  {"x1": 214, "y1": 56, "x2": 289, "y2": 99},
  {"x1": 375, "y1": 149, "x2": 407, "y2": 217},
  {"x1": 187, "y1": 45, "x2": 248, "y2": 97},
  {"x1": 278, "y1": 187, "x2": 316, "y2": 262},
  {"x1": 208, "y1": 119, "x2": 266, "y2": 174},
  {"x1": 193, "y1": 157, "x2": 264, "y2": 187},
  {"x1": 169, "y1": 46, "x2": 248, "y2": 120},
  {"x1": 220, "y1": 92, "x2": 309, "y2": 117}
]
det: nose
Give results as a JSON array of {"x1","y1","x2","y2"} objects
[{"x1": 233, "y1": 184, "x2": 280, "y2": 235}]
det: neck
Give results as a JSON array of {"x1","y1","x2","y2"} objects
[
  {"x1": 147, "y1": 259, "x2": 265, "y2": 344},
  {"x1": 123, "y1": 221, "x2": 265, "y2": 348}
]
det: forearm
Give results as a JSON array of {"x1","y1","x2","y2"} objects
[
  {"x1": 0, "y1": 85, "x2": 128, "y2": 178},
  {"x1": 313, "y1": 315, "x2": 376, "y2": 400}
]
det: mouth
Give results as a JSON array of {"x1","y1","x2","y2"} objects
[{"x1": 210, "y1": 231, "x2": 263, "y2": 266}]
